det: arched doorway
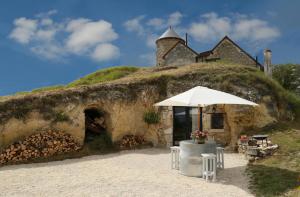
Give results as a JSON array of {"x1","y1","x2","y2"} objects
[{"x1": 84, "y1": 107, "x2": 107, "y2": 143}]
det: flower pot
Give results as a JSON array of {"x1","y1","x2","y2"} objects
[{"x1": 195, "y1": 138, "x2": 205, "y2": 144}]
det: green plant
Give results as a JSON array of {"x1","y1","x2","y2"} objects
[
  {"x1": 273, "y1": 64, "x2": 300, "y2": 93},
  {"x1": 53, "y1": 111, "x2": 70, "y2": 122},
  {"x1": 143, "y1": 110, "x2": 160, "y2": 124},
  {"x1": 67, "y1": 66, "x2": 140, "y2": 87},
  {"x1": 13, "y1": 104, "x2": 33, "y2": 120}
]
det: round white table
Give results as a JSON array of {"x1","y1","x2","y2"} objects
[{"x1": 179, "y1": 140, "x2": 216, "y2": 177}]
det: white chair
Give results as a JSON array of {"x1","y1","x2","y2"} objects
[
  {"x1": 170, "y1": 146, "x2": 180, "y2": 170},
  {"x1": 216, "y1": 147, "x2": 224, "y2": 169},
  {"x1": 201, "y1": 153, "x2": 216, "y2": 182}
]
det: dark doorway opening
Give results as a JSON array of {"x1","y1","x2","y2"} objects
[
  {"x1": 84, "y1": 108, "x2": 106, "y2": 143},
  {"x1": 173, "y1": 107, "x2": 192, "y2": 146}
]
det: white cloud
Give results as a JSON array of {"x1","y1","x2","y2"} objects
[
  {"x1": 9, "y1": 17, "x2": 37, "y2": 44},
  {"x1": 123, "y1": 15, "x2": 145, "y2": 36},
  {"x1": 40, "y1": 18, "x2": 53, "y2": 26},
  {"x1": 233, "y1": 18, "x2": 280, "y2": 41},
  {"x1": 167, "y1": 11, "x2": 183, "y2": 27},
  {"x1": 36, "y1": 29, "x2": 56, "y2": 41},
  {"x1": 9, "y1": 11, "x2": 120, "y2": 62},
  {"x1": 188, "y1": 12, "x2": 280, "y2": 43},
  {"x1": 91, "y1": 43, "x2": 120, "y2": 62},
  {"x1": 147, "y1": 18, "x2": 165, "y2": 30},
  {"x1": 189, "y1": 12, "x2": 231, "y2": 42},
  {"x1": 36, "y1": 9, "x2": 58, "y2": 18},
  {"x1": 31, "y1": 43, "x2": 66, "y2": 60},
  {"x1": 66, "y1": 19, "x2": 118, "y2": 53},
  {"x1": 125, "y1": 11, "x2": 183, "y2": 49},
  {"x1": 146, "y1": 11, "x2": 183, "y2": 30}
]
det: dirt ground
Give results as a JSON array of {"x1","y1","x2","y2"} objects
[{"x1": 0, "y1": 148, "x2": 253, "y2": 197}]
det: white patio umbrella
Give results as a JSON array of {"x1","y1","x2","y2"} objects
[{"x1": 154, "y1": 86, "x2": 258, "y2": 131}]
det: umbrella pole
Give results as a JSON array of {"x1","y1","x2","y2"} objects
[{"x1": 198, "y1": 107, "x2": 203, "y2": 131}]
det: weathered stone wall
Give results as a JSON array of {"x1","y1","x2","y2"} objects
[
  {"x1": 0, "y1": 66, "x2": 291, "y2": 150},
  {"x1": 156, "y1": 38, "x2": 185, "y2": 67},
  {"x1": 209, "y1": 39, "x2": 258, "y2": 66},
  {"x1": 164, "y1": 43, "x2": 197, "y2": 67}
]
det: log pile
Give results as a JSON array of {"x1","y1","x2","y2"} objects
[
  {"x1": 0, "y1": 130, "x2": 81, "y2": 165},
  {"x1": 118, "y1": 135, "x2": 149, "y2": 149}
]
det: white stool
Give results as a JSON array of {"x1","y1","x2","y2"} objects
[
  {"x1": 201, "y1": 153, "x2": 216, "y2": 182},
  {"x1": 170, "y1": 146, "x2": 180, "y2": 170},
  {"x1": 216, "y1": 147, "x2": 224, "y2": 169}
]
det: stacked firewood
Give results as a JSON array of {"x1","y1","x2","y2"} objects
[
  {"x1": 0, "y1": 130, "x2": 81, "y2": 165},
  {"x1": 118, "y1": 135, "x2": 149, "y2": 149}
]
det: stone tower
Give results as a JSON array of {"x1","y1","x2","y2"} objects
[{"x1": 156, "y1": 27, "x2": 185, "y2": 67}]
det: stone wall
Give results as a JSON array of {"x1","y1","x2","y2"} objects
[
  {"x1": 164, "y1": 43, "x2": 197, "y2": 67},
  {"x1": 156, "y1": 38, "x2": 185, "y2": 67},
  {"x1": 0, "y1": 66, "x2": 290, "y2": 150},
  {"x1": 209, "y1": 38, "x2": 258, "y2": 66}
]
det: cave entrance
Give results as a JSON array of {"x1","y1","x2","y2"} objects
[{"x1": 84, "y1": 108, "x2": 107, "y2": 143}]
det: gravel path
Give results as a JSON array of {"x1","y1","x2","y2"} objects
[{"x1": 0, "y1": 148, "x2": 253, "y2": 197}]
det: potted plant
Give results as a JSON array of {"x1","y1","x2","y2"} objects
[{"x1": 190, "y1": 130, "x2": 208, "y2": 144}]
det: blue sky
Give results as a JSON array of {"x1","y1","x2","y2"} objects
[{"x1": 0, "y1": 0, "x2": 299, "y2": 96}]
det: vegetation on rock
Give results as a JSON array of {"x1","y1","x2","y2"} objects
[
  {"x1": 68, "y1": 66, "x2": 140, "y2": 87},
  {"x1": 13, "y1": 66, "x2": 140, "y2": 95},
  {"x1": 143, "y1": 110, "x2": 160, "y2": 124},
  {"x1": 273, "y1": 64, "x2": 300, "y2": 95},
  {"x1": 52, "y1": 111, "x2": 70, "y2": 123}
]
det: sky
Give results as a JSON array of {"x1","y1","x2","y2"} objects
[{"x1": 0, "y1": 0, "x2": 299, "y2": 96}]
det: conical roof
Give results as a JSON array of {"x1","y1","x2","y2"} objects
[{"x1": 158, "y1": 27, "x2": 183, "y2": 40}]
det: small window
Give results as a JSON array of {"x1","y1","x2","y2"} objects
[{"x1": 211, "y1": 113, "x2": 224, "y2": 129}]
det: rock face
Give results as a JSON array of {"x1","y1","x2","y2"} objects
[{"x1": 0, "y1": 64, "x2": 294, "y2": 150}]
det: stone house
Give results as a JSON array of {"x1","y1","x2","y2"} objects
[{"x1": 156, "y1": 27, "x2": 263, "y2": 69}]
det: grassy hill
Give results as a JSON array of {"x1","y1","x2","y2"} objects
[
  {"x1": 15, "y1": 66, "x2": 141, "y2": 95},
  {"x1": 3, "y1": 62, "x2": 300, "y2": 120}
]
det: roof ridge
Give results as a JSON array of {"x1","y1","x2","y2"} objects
[{"x1": 162, "y1": 42, "x2": 198, "y2": 59}]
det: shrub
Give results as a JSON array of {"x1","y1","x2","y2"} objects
[
  {"x1": 53, "y1": 111, "x2": 70, "y2": 122},
  {"x1": 143, "y1": 110, "x2": 160, "y2": 124}
]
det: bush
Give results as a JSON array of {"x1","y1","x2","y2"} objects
[
  {"x1": 273, "y1": 64, "x2": 300, "y2": 94},
  {"x1": 143, "y1": 110, "x2": 160, "y2": 124},
  {"x1": 53, "y1": 111, "x2": 70, "y2": 122}
]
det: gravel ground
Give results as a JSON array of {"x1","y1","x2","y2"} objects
[{"x1": 0, "y1": 148, "x2": 253, "y2": 197}]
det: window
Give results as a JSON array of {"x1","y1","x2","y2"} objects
[{"x1": 211, "y1": 113, "x2": 224, "y2": 129}]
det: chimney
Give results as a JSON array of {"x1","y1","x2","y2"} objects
[
  {"x1": 264, "y1": 49, "x2": 272, "y2": 77},
  {"x1": 185, "y1": 33, "x2": 188, "y2": 46}
]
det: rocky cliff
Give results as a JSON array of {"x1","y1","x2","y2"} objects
[{"x1": 0, "y1": 63, "x2": 298, "y2": 149}]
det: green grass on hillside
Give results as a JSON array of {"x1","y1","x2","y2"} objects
[
  {"x1": 13, "y1": 66, "x2": 140, "y2": 95},
  {"x1": 247, "y1": 124, "x2": 300, "y2": 197},
  {"x1": 67, "y1": 66, "x2": 140, "y2": 87}
]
